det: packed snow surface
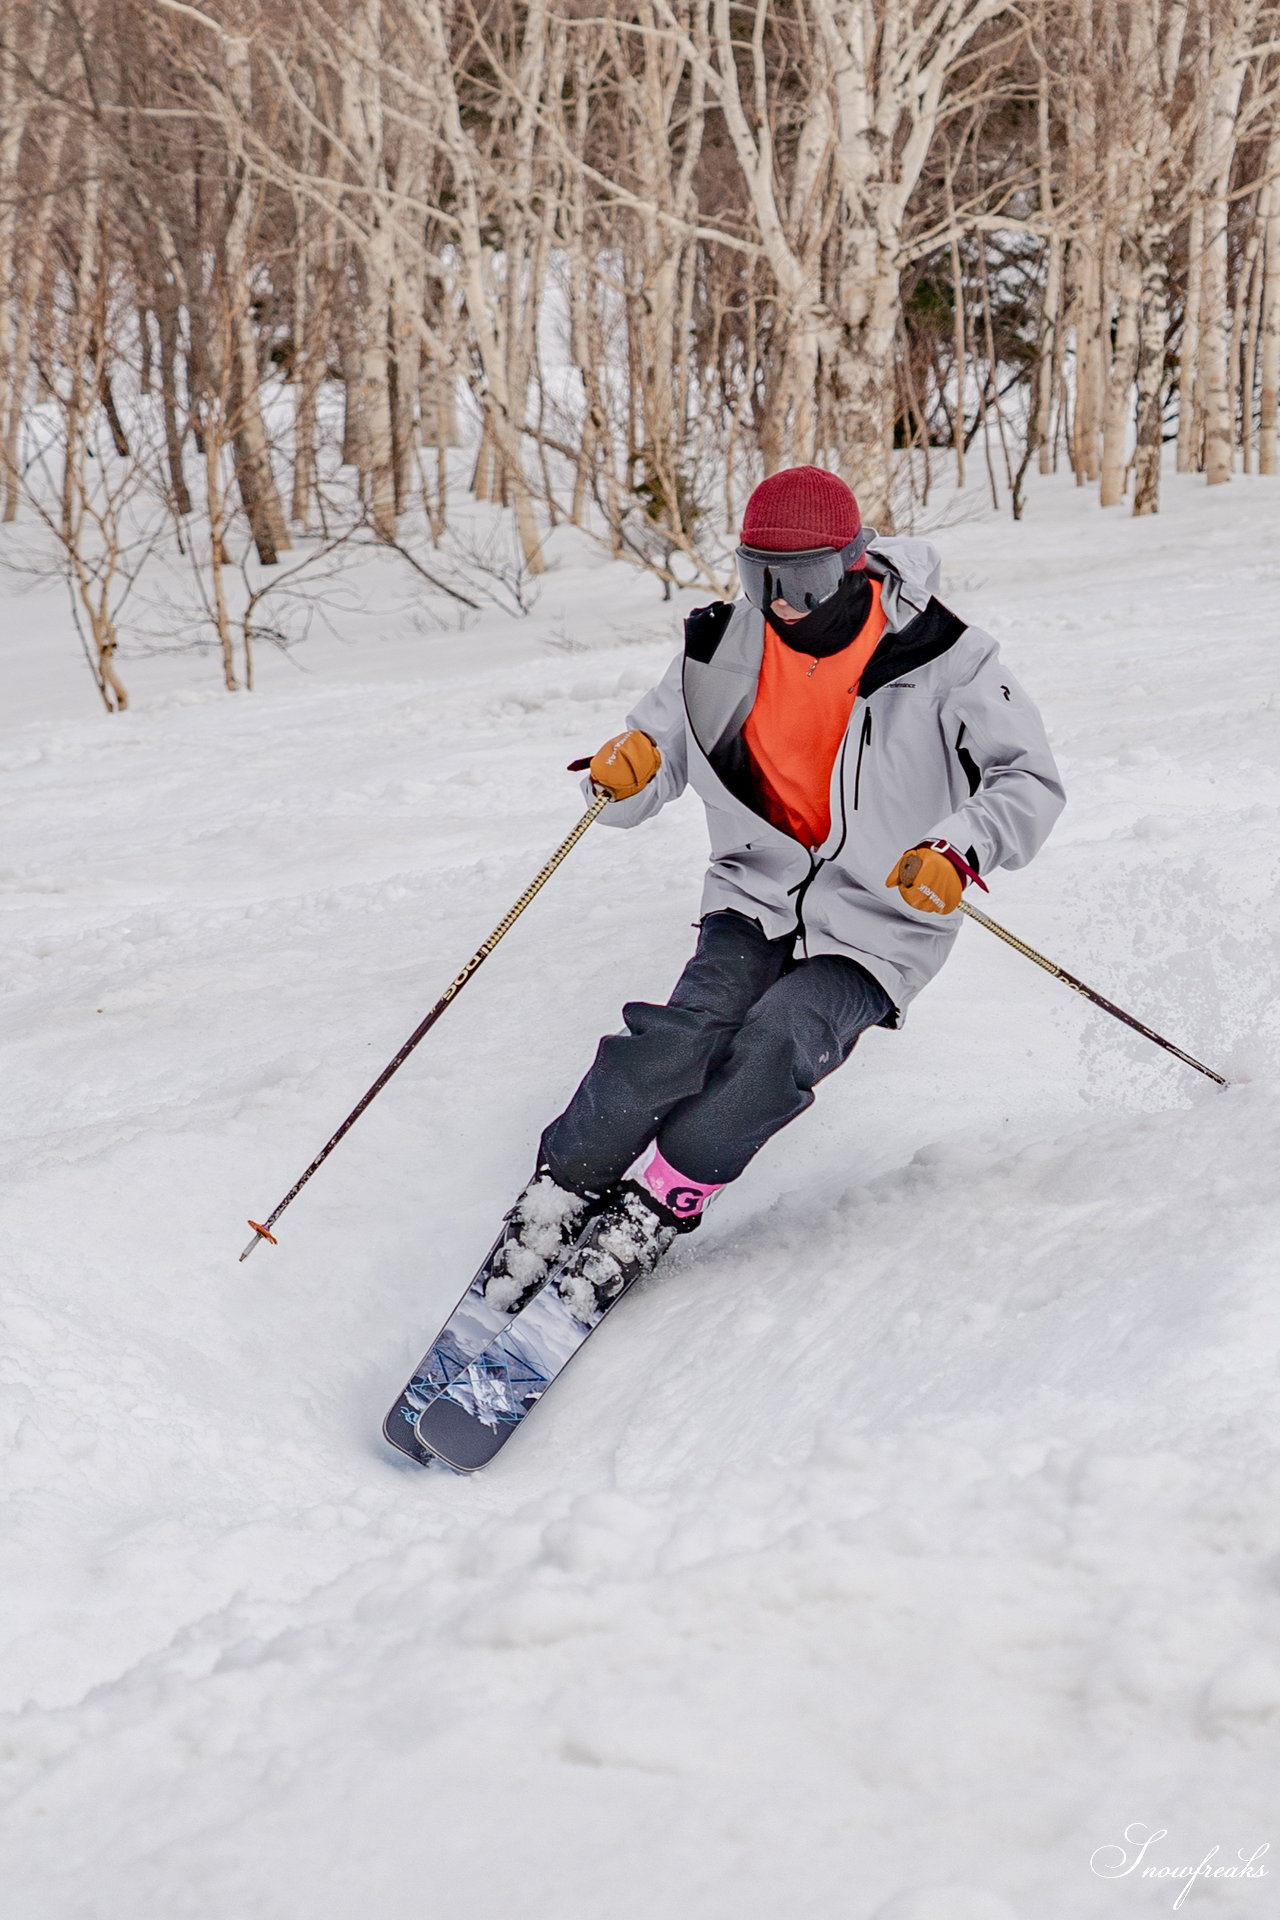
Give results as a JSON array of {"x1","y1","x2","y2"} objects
[{"x1": 2, "y1": 473, "x2": 1278, "y2": 1919}]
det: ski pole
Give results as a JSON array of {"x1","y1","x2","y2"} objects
[
  {"x1": 240, "y1": 789, "x2": 612, "y2": 1260},
  {"x1": 957, "y1": 898, "x2": 1229, "y2": 1087}
]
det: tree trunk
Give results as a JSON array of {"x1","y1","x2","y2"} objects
[
  {"x1": 829, "y1": 243, "x2": 897, "y2": 525},
  {"x1": 1132, "y1": 231, "x2": 1169, "y2": 515},
  {"x1": 340, "y1": 308, "x2": 366, "y2": 471},
  {"x1": 1033, "y1": 50, "x2": 1059, "y2": 477},
  {"x1": 156, "y1": 293, "x2": 192, "y2": 516},
  {"x1": 1202, "y1": 194, "x2": 1233, "y2": 485},
  {"x1": 1100, "y1": 246, "x2": 1141, "y2": 505},
  {"x1": 360, "y1": 288, "x2": 397, "y2": 541},
  {"x1": 0, "y1": 8, "x2": 56, "y2": 518},
  {"x1": 1177, "y1": 196, "x2": 1204, "y2": 471},
  {"x1": 1073, "y1": 236, "x2": 1104, "y2": 483},
  {"x1": 1238, "y1": 211, "x2": 1265, "y2": 472},
  {"x1": 219, "y1": 37, "x2": 289, "y2": 561},
  {"x1": 1036, "y1": 236, "x2": 1062, "y2": 476},
  {"x1": 1259, "y1": 175, "x2": 1280, "y2": 476},
  {"x1": 945, "y1": 166, "x2": 966, "y2": 488},
  {"x1": 1201, "y1": 31, "x2": 1250, "y2": 487},
  {"x1": 289, "y1": 194, "x2": 322, "y2": 527}
]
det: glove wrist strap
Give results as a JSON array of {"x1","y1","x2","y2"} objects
[{"x1": 918, "y1": 839, "x2": 989, "y2": 894}]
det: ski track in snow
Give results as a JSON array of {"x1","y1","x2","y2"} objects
[{"x1": 1, "y1": 473, "x2": 1278, "y2": 1919}]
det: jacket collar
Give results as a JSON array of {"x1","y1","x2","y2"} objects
[
  {"x1": 680, "y1": 568, "x2": 967, "y2": 837},
  {"x1": 682, "y1": 578, "x2": 966, "y2": 762}
]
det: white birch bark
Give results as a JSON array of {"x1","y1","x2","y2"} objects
[
  {"x1": 1033, "y1": 46, "x2": 1061, "y2": 478},
  {"x1": 1177, "y1": 193, "x2": 1205, "y2": 472},
  {"x1": 1259, "y1": 161, "x2": 1280, "y2": 475},
  {"x1": 342, "y1": 0, "x2": 398, "y2": 540},
  {"x1": 1237, "y1": 214, "x2": 1265, "y2": 471},
  {"x1": 1132, "y1": 230, "x2": 1170, "y2": 514},
  {"x1": 404, "y1": 0, "x2": 545, "y2": 568},
  {"x1": 1200, "y1": 4, "x2": 1255, "y2": 486},
  {"x1": 221, "y1": 35, "x2": 290, "y2": 560},
  {"x1": 1100, "y1": 248, "x2": 1142, "y2": 505},
  {"x1": 0, "y1": 7, "x2": 56, "y2": 520}
]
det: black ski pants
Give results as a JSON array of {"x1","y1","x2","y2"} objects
[{"x1": 540, "y1": 909, "x2": 893, "y2": 1194}]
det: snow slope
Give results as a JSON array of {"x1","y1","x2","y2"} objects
[{"x1": 1, "y1": 472, "x2": 1278, "y2": 1920}]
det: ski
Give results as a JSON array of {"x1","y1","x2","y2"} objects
[
  {"x1": 382, "y1": 1246, "x2": 527, "y2": 1469},
  {"x1": 382, "y1": 1181, "x2": 608, "y2": 1468},
  {"x1": 401, "y1": 1188, "x2": 677, "y2": 1472},
  {"x1": 401, "y1": 1267, "x2": 633, "y2": 1470}
]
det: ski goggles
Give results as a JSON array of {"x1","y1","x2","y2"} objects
[{"x1": 735, "y1": 529, "x2": 872, "y2": 614}]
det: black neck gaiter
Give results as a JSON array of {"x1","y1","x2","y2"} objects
[{"x1": 771, "y1": 567, "x2": 873, "y2": 658}]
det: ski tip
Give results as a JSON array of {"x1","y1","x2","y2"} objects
[
  {"x1": 383, "y1": 1402, "x2": 462, "y2": 1473},
  {"x1": 381, "y1": 1406, "x2": 420, "y2": 1462},
  {"x1": 412, "y1": 1395, "x2": 508, "y2": 1473}
]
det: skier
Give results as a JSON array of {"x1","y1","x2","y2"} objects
[{"x1": 481, "y1": 465, "x2": 1065, "y2": 1321}]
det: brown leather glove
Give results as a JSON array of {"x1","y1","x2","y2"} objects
[
  {"x1": 588, "y1": 729, "x2": 662, "y2": 801},
  {"x1": 886, "y1": 843, "x2": 965, "y2": 914}
]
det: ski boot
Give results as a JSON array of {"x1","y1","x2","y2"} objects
[
  {"x1": 480, "y1": 1167, "x2": 598, "y2": 1312},
  {"x1": 550, "y1": 1181, "x2": 686, "y2": 1325}
]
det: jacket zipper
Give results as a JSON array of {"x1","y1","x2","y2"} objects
[
  {"x1": 790, "y1": 721, "x2": 855, "y2": 956},
  {"x1": 827, "y1": 717, "x2": 855, "y2": 864},
  {"x1": 790, "y1": 852, "x2": 820, "y2": 956},
  {"x1": 852, "y1": 708, "x2": 873, "y2": 809}
]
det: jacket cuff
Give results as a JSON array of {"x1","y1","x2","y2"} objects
[
  {"x1": 581, "y1": 772, "x2": 659, "y2": 827},
  {"x1": 917, "y1": 837, "x2": 989, "y2": 893},
  {"x1": 928, "y1": 812, "x2": 994, "y2": 878}
]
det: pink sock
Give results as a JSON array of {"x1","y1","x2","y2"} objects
[{"x1": 638, "y1": 1146, "x2": 725, "y2": 1222}]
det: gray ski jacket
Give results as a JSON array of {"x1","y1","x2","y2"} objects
[{"x1": 595, "y1": 537, "x2": 1065, "y2": 1022}]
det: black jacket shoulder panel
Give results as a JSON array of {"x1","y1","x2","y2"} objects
[
  {"x1": 860, "y1": 598, "x2": 967, "y2": 698},
  {"x1": 684, "y1": 601, "x2": 735, "y2": 664}
]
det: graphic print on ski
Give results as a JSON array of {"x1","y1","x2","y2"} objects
[
  {"x1": 382, "y1": 1189, "x2": 608, "y2": 1469},
  {"x1": 382, "y1": 1247, "x2": 529, "y2": 1470},
  {"x1": 403, "y1": 1191, "x2": 678, "y2": 1472}
]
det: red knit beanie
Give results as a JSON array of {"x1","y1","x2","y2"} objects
[{"x1": 740, "y1": 466, "x2": 861, "y2": 552}]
